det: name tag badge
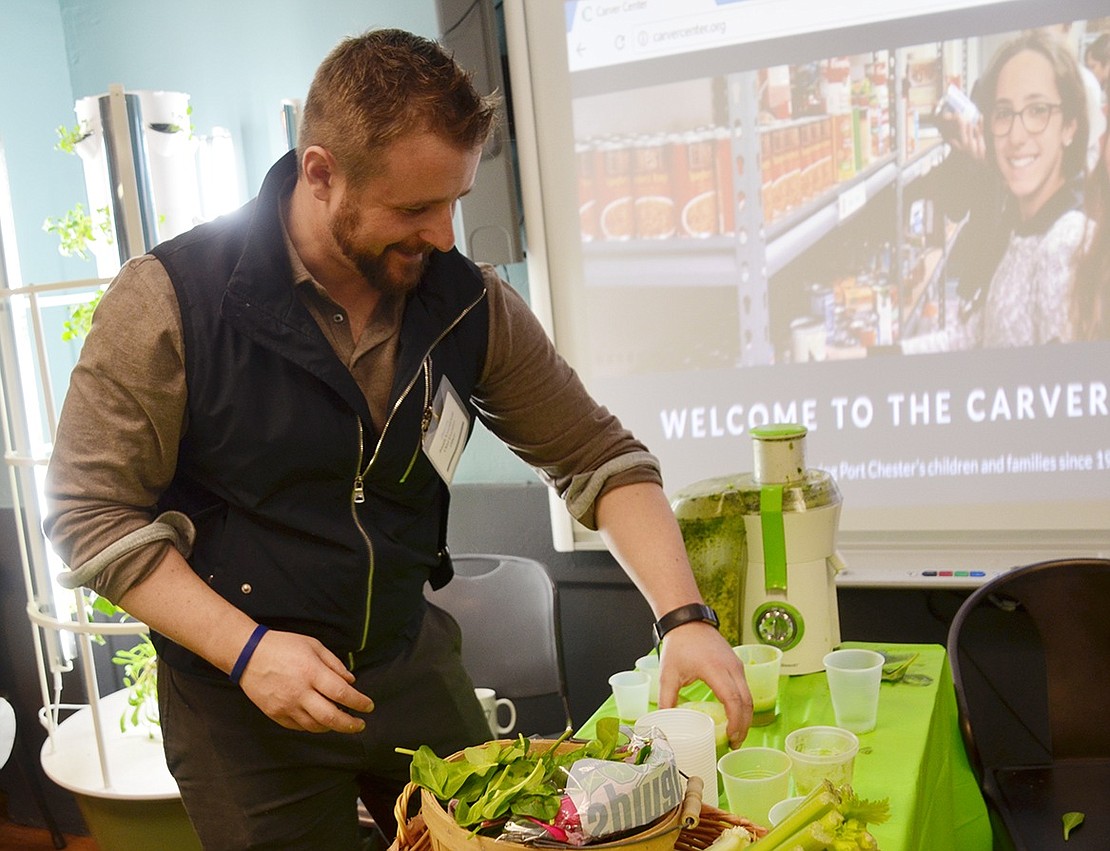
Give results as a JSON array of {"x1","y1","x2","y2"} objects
[{"x1": 422, "y1": 376, "x2": 470, "y2": 484}]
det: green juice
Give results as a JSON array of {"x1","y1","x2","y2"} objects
[
  {"x1": 751, "y1": 705, "x2": 778, "y2": 727},
  {"x1": 671, "y1": 480, "x2": 750, "y2": 646}
]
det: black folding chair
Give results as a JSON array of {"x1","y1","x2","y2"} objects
[
  {"x1": 947, "y1": 558, "x2": 1110, "y2": 850},
  {"x1": 426, "y1": 553, "x2": 573, "y2": 737}
]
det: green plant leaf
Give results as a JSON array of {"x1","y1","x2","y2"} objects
[
  {"x1": 110, "y1": 633, "x2": 159, "y2": 734},
  {"x1": 510, "y1": 791, "x2": 561, "y2": 821},
  {"x1": 410, "y1": 742, "x2": 500, "y2": 801},
  {"x1": 62, "y1": 290, "x2": 104, "y2": 342},
  {"x1": 54, "y1": 123, "x2": 90, "y2": 154},
  {"x1": 43, "y1": 204, "x2": 94, "y2": 259},
  {"x1": 402, "y1": 723, "x2": 643, "y2": 831},
  {"x1": 89, "y1": 593, "x2": 120, "y2": 618},
  {"x1": 880, "y1": 651, "x2": 919, "y2": 681},
  {"x1": 1063, "y1": 811, "x2": 1084, "y2": 840},
  {"x1": 840, "y1": 788, "x2": 891, "y2": 826}
]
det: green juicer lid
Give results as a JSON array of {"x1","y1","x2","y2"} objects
[{"x1": 750, "y1": 423, "x2": 808, "y2": 440}]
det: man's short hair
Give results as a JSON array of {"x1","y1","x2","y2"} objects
[{"x1": 298, "y1": 28, "x2": 500, "y2": 186}]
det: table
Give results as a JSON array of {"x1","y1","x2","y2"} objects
[{"x1": 578, "y1": 642, "x2": 992, "y2": 851}]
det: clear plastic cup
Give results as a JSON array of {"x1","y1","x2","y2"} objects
[
  {"x1": 718, "y1": 747, "x2": 792, "y2": 827},
  {"x1": 609, "y1": 670, "x2": 650, "y2": 721},
  {"x1": 823, "y1": 648, "x2": 884, "y2": 734},
  {"x1": 635, "y1": 653, "x2": 661, "y2": 704},
  {"x1": 784, "y1": 725, "x2": 859, "y2": 795},
  {"x1": 734, "y1": 644, "x2": 784, "y2": 726},
  {"x1": 768, "y1": 795, "x2": 807, "y2": 827}
]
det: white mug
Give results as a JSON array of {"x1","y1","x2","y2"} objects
[{"x1": 475, "y1": 687, "x2": 517, "y2": 737}]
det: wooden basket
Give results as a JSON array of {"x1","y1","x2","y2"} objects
[
  {"x1": 673, "y1": 805, "x2": 768, "y2": 851},
  {"x1": 393, "y1": 790, "x2": 764, "y2": 851},
  {"x1": 396, "y1": 779, "x2": 701, "y2": 851},
  {"x1": 392, "y1": 738, "x2": 766, "y2": 851}
]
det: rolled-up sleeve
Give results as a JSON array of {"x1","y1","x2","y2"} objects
[
  {"x1": 43, "y1": 255, "x2": 188, "y2": 603},
  {"x1": 472, "y1": 266, "x2": 662, "y2": 529}
]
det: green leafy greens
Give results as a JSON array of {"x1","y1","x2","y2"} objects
[
  {"x1": 400, "y1": 717, "x2": 629, "y2": 829},
  {"x1": 1062, "y1": 811, "x2": 1084, "y2": 841}
]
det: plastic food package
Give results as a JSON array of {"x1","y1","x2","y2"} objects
[{"x1": 562, "y1": 729, "x2": 683, "y2": 842}]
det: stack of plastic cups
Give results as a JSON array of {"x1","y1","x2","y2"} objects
[
  {"x1": 635, "y1": 708, "x2": 719, "y2": 806},
  {"x1": 635, "y1": 654, "x2": 661, "y2": 704}
]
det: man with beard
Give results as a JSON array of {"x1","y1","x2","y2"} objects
[{"x1": 44, "y1": 29, "x2": 751, "y2": 851}]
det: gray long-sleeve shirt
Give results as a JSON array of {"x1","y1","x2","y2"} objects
[{"x1": 45, "y1": 237, "x2": 660, "y2": 604}]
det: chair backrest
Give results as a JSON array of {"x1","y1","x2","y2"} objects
[
  {"x1": 425, "y1": 554, "x2": 572, "y2": 735},
  {"x1": 947, "y1": 557, "x2": 1110, "y2": 778}
]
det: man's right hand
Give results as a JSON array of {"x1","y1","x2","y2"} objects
[
  {"x1": 236, "y1": 629, "x2": 375, "y2": 733},
  {"x1": 117, "y1": 549, "x2": 375, "y2": 735}
]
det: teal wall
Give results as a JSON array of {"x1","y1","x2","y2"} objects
[
  {"x1": 0, "y1": 0, "x2": 532, "y2": 511},
  {"x1": 54, "y1": 0, "x2": 441, "y2": 197},
  {"x1": 0, "y1": 0, "x2": 88, "y2": 287}
]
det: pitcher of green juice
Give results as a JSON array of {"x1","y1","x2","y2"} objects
[{"x1": 670, "y1": 476, "x2": 752, "y2": 647}]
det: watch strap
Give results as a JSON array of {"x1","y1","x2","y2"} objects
[{"x1": 652, "y1": 603, "x2": 720, "y2": 646}]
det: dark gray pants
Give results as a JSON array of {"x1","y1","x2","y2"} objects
[{"x1": 158, "y1": 605, "x2": 490, "y2": 850}]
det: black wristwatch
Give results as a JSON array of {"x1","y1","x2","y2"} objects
[{"x1": 652, "y1": 603, "x2": 720, "y2": 646}]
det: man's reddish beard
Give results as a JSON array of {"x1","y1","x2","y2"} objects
[{"x1": 330, "y1": 196, "x2": 431, "y2": 294}]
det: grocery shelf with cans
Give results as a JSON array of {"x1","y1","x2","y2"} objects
[{"x1": 571, "y1": 38, "x2": 977, "y2": 368}]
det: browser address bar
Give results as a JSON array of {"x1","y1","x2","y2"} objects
[
  {"x1": 631, "y1": 13, "x2": 732, "y2": 57},
  {"x1": 566, "y1": 0, "x2": 1020, "y2": 72}
]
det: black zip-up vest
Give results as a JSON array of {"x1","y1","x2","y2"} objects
[{"x1": 150, "y1": 151, "x2": 489, "y2": 677}]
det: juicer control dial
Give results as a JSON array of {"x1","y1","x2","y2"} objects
[{"x1": 752, "y1": 602, "x2": 805, "y2": 651}]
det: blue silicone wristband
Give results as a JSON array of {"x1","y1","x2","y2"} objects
[{"x1": 229, "y1": 624, "x2": 269, "y2": 684}]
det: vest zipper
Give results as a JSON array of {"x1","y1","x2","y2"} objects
[
  {"x1": 399, "y1": 358, "x2": 433, "y2": 484},
  {"x1": 349, "y1": 418, "x2": 372, "y2": 669},
  {"x1": 360, "y1": 287, "x2": 484, "y2": 476},
  {"x1": 348, "y1": 286, "x2": 487, "y2": 663}
]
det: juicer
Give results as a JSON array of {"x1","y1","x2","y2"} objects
[
  {"x1": 739, "y1": 425, "x2": 843, "y2": 674},
  {"x1": 672, "y1": 424, "x2": 843, "y2": 675}
]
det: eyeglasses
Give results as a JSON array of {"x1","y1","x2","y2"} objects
[{"x1": 989, "y1": 102, "x2": 1063, "y2": 136}]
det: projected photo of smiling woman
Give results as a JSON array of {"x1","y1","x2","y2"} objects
[
  {"x1": 905, "y1": 29, "x2": 1091, "y2": 352},
  {"x1": 1071, "y1": 76, "x2": 1110, "y2": 341}
]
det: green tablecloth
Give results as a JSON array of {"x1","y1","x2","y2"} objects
[{"x1": 578, "y1": 642, "x2": 992, "y2": 851}]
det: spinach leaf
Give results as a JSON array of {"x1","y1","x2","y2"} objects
[
  {"x1": 404, "y1": 722, "x2": 641, "y2": 831},
  {"x1": 1063, "y1": 811, "x2": 1084, "y2": 840}
]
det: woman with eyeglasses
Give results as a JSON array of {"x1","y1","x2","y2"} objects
[
  {"x1": 972, "y1": 29, "x2": 1090, "y2": 346},
  {"x1": 903, "y1": 30, "x2": 1090, "y2": 353}
]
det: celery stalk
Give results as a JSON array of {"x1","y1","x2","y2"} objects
[
  {"x1": 815, "y1": 810, "x2": 846, "y2": 837},
  {"x1": 775, "y1": 828, "x2": 830, "y2": 851},
  {"x1": 774, "y1": 810, "x2": 844, "y2": 851},
  {"x1": 779, "y1": 827, "x2": 832, "y2": 851},
  {"x1": 748, "y1": 782, "x2": 840, "y2": 849}
]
